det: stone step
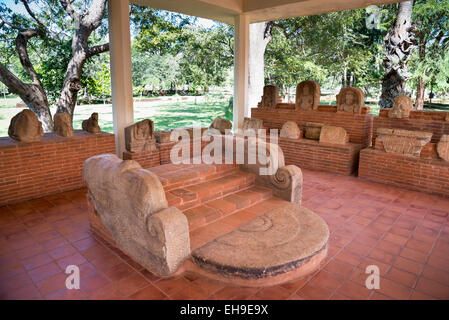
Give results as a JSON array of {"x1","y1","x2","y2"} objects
[{"x1": 166, "y1": 171, "x2": 258, "y2": 211}]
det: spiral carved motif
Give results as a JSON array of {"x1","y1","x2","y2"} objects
[{"x1": 270, "y1": 167, "x2": 291, "y2": 190}]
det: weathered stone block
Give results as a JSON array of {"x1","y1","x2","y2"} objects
[
  {"x1": 209, "y1": 117, "x2": 232, "y2": 134},
  {"x1": 280, "y1": 121, "x2": 301, "y2": 139},
  {"x1": 304, "y1": 122, "x2": 324, "y2": 140},
  {"x1": 337, "y1": 87, "x2": 364, "y2": 114},
  {"x1": 437, "y1": 134, "x2": 449, "y2": 162},
  {"x1": 82, "y1": 112, "x2": 101, "y2": 134},
  {"x1": 8, "y1": 109, "x2": 44, "y2": 142},
  {"x1": 54, "y1": 113, "x2": 74, "y2": 137},
  {"x1": 388, "y1": 95, "x2": 414, "y2": 119},
  {"x1": 319, "y1": 126, "x2": 348, "y2": 145},
  {"x1": 259, "y1": 85, "x2": 281, "y2": 108},
  {"x1": 125, "y1": 119, "x2": 156, "y2": 153},
  {"x1": 295, "y1": 80, "x2": 320, "y2": 111},
  {"x1": 377, "y1": 128, "x2": 432, "y2": 156},
  {"x1": 242, "y1": 117, "x2": 264, "y2": 132}
]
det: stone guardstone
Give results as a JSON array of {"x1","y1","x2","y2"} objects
[
  {"x1": 8, "y1": 109, "x2": 44, "y2": 142},
  {"x1": 280, "y1": 121, "x2": 301, "y2": 139},
  {"x1": 295, "y1": 80, "x2": 320, "y2": 111},
  {"x1": 437, "y1": 135, "x2": 449, "y2": 162},
  {"x1": 209, "y1": 117, "x2": 232, "y2": 134},
  {"x1": 125, "y1": 119, "x2": 157, "y2": 153},
  {"x1": 54, "y1": 113, "x2": 74, "y2": 137},
  {"x1": 377, "y1": 128, "x2": 432, "y2": 156},
  {"x1": 304, "y1": 122, "x2": 324, "y2": 140},
  {"x1": 319, "y1": 126, "x2": 348, "y2": 145},
  {"x1": 242, "y1": 117, "x2": 264, "y2": 132},
  {"x1": 82, "y1": 112, "x2": 101, "y2": 134},
  {"x1": 337, "y1": 87, "x2": 364, "y2": 114},
  {"x1": 259, "y1": 85, "x2": 281, "y2": 108},
  {"x1": 388, "y1": 95, "x2": 414, "y2": 119}
]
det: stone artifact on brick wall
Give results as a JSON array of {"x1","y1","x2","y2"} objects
[
  {"x1": 319, "y1": 126, "x2": 348, "y2": 145},
  {"x1": 82, "y1": 112, "x2": 101, "y2": 134},
  {"x1": 259, "y1": 85, "x2": 281, "y2": 108},
  {"x1": 280, "y1": 121, "x2": 301, "y2": 139},
  {"x1": 445, "y1": 113, "x2": 449, "y2": 122},
  {"x1": 54, "y1": 113, "x2": 74, "y2": 137},
  {"x1": 209, "y1": 117, "x2": 232, "y2": 134},
  {"x1": 125, "y1": 119, "x2": 157, "y2": 153},
  {"x1": 83, "y1": 154, "x2": 190, "y2": 276},
  {"x1": 295, "y1": 80, "x2": 320, "y2": 111},
  {"x1": 337, "y1": 87, "x2": 364, "y2": 114},
  {"x1": 8, "y1": 109, "x2": 44, "y2": 142},
  {"x1": 388, "y1": 95, "x2": 414, "y2": 119},
  {"x1": 304, "y1": 122, "x2": 324, "y2": 140},
  {"x1": 242, "y1": 117, "x2": 264, "y2": 132},
  {"x1": 437, "y1": 135, "x2": 449, "y2": 162},
  {"x1": 377, "y1": 128, "x2": 432, "y2": 156},
  {"x1": 154, "y1": 130, "x2": 172, "y2": 144}
]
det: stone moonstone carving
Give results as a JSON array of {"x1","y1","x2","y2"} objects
[
  {"x1": 125, "y1": 119, "x2": 157, "y2": 153},
  {"x1": 259, "y1": 85, "x2": 281, "y2": 108},
  {"x1": 8, "y1": 109, "x2": 44, "y2": 142},
  {"x1": 209, "y1": 117, "x2": 232, "y2": 134},
  {"x1": 280, "y1": 121, "x2": 301, "y2": 139},
  {"x1": 337, "y1": 87, "x2": 364, "y2": 114},
  {"x1": 377, "y1": 128, "x2": 432, "y2": 156},
  {"x1": 83, "y1": 154, "x2": 190, "y2": 275},
  {"x1": 295, "y1": 80, "x2": 320, "y2": 111},
  {"x1": 437, "y1": 135, "x2": 449, "y2": 162},
  {"x1": 82, "y1": 112, "x2": 101, "y2": 134},
  {"x1": 304, "y1": 122, "x2": 324, "y2": 140},
  {"x1": 54, "y1": 113, "x2": 74, "y2": 137},
  {"x1": 319, "y1": 126, "x2": 348, "y2": 145},
  {"x1": 388, "y1": 95, "x2": 414, "y2": 119},
  {"x1": 242, "y1": 117, "x2": 264, "y2": 132}
]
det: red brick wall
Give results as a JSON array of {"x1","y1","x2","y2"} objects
[
  {"x1": 279, "y1": 138, "x2": 363, "y2": 175},
  {"x1": 251, "y1": 108, "x2": 373, "y2": 147},
  {"x1": 0, "y1": 131, "x2": 115, "y2": 206},
  {"x1": 359, "y1": 148, "x2": 449, "y2": 197}
]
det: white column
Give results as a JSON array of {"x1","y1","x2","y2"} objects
[
  {"x1": 108, "y1": 0, "x2": 134, "y2": 158},
  {"x1": 233, "y1": 14, "x2": 250, "y2": 130}
]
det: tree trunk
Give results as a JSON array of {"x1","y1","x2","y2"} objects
[
  {"x1": 379, "y1": 0, "x2": 416, "y2": 109},
  {"x1": 415, "y1": 76, "x2": 425, "y2": 110},
  {"x1": 248, "y1": 22, "x2": 272, "y2": 110}
]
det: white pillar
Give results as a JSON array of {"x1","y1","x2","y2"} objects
[
  {"x1": 108, "y1": 0, "x2": 134, "y2": 158},
  {"x1": 233, "y1": 14, "x2": 250, "y2": 130}
]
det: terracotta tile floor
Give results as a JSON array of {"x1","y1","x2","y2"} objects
[{"x1": 1, "y1": 169, "x2": 449, "y2": 300}]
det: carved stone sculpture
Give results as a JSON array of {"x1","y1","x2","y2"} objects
[
  {"x1": 319, "y1": 126, "x2": 348, "y2": 145},
  {"x1": 259, "y1": 85, "x2": 281, "y2": 108},
  {"x1": 209, "y1": 117, "x2": 232, "y2": 134},
  {"x1": 82, "y1": 112, "x2": 101, "y2": 134},
  {"x1": 280, "y1": 121, "x2": 301, "y2": 139},
  {"x1": 304, "y1": 122, "x2": 324, "y2": 140},
  {"x1": 8, "y1": 109, "x2": 44, "y2": 142},
  {"x1": 388, "y1": 95, "x2": 414, "y2": 119},
  {"x1": 154, "y1": 130, "x2": 172, "y2": 144},
  {"x1": 295, "y1": 80, "x2": 320, "y2": 111},
  {"x1": 337, "y1": 87, "x2": 364, "y2": 114},
  {"x1": 83, "y1": 154, "x2": 190, "y2": 276},
  {"x1": 377, "y1": 128, "x2": 432, "y2": 156},
  {"x1": 125, "y1": 119, "x2": 157, "y2": 153},
  {"x1": 242, "y1": 117, "x2": 264, "y2": 132},
  {"x1": 437, "y1": 135, "x2": 449, "y2": 162},
  {"x1": 54, "y1": 113, "x2": 74, "y2": 137}
]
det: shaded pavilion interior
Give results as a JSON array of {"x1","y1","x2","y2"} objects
[{"x1": 1, "y1": 0, "x2": 449, "y2": 300}]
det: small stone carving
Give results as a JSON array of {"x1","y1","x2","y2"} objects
[
  {"x1": 8, "y1": 109, "x2": 44, "y2": 142},
  {"x1": 82, "y1": 112, "x2": 101, "y2": 134},
  {"x1": 259, "y1": 85, "x2": 281, "y2": 108},
  {"x1": 242, "y1": 117, "x2": 264, "y2": 132},
  {"x1": 295, "y1": 80, "x2": 320, "y2": 111},
  {"x1": 154, "y1": 130, "x2": 172, "y2": 144},
  {"x1": 54, "y1": 113, "x2": 74, "y2": 137},
  {"x1": 280, "y1": 121, "x2": 301, "y2": 139},
  {"x1": 304, "y1": 122, "x2": 324, "y2": 140},
  {"x1": 337, "y1": 87, "x2": 364, "y2": 113},
  {"x1": 319, "y1": 126, "x2": 348, "y2": 145},
  {"x1": 209, "y1": 117, "x2": 232, "y2": 134},
  {"x1": 83, "y1": 154, "x2": 190, "y2": 276},
  {"x1": 125, "y1": 119, "x2": 157, "y2": 153},
  {"x1": 437, "y1": 135, "x2": 449, "y2": 162},
  {"x1": 377, "y1": 128, "x2": 432, "y2": 156},
  {"x1": 388, "y1": 95, "x2": 414, "y2": 119}
]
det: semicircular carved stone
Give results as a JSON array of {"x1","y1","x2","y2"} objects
[
  {"x1": 83, "y1": 154, "x2": 190, "y2": 276},
  {"x1": 295, "y1": 80, "x2": 320, "y2": 111},
  {"x1": 377, "y1": 128, "x2": 432, "y2": 156},
  {"x1": 242, "y1": 117, "x2": 264, "y2": 132},
  {"x1": 259, "y1": 85, "x2": 281, "y2": 108},
  {"x1": 125, "y1": 119, "x2": 156, "y2": 153},
  {"x1": 54, "y1": 113, "x2": 74, "y2": 137},
  {"x1": 437, "y1": 135, "x2": 449, "y2": 162},
  {"x1": 209, "y1": 117, "x2": 232, "y2": 135},
  {"x1": 8, "y1": 109, "x2": 44, "y2": 142},
  {"x1": 337, "y1": 87, "x2": 364, "y2": 114},
  {"x1": 388, "y1": 95, "x2": 414, "y2": 119},
  {"x1": 280, "y1": 121, "x2": 301, "y2": 139},
  {"x1": 319, "y1": 126, "x2": 348, "y2": 145},
  {"x1": 82, "y1": 112, "x2": 101, "y2": 134}
]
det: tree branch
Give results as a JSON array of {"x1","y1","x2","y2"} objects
[
  {"x1": 0, "y1": 60, "x2": 28, "y2": 96},
  {"x1": 15, "y1": 30, "x2": 43, "y2": 87},
  {"x1": 20, "y1": 0, "x2": 47, "y2": 29},
  {"x1": 87, "y1": 42, "x2": 109, "y2": 58},
  {"x1": 82, "y1": 0, "x2": 107, "y2": 30},
  {"x1": 59, "y1": 0, "x2": 79, "y2": 22}
]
